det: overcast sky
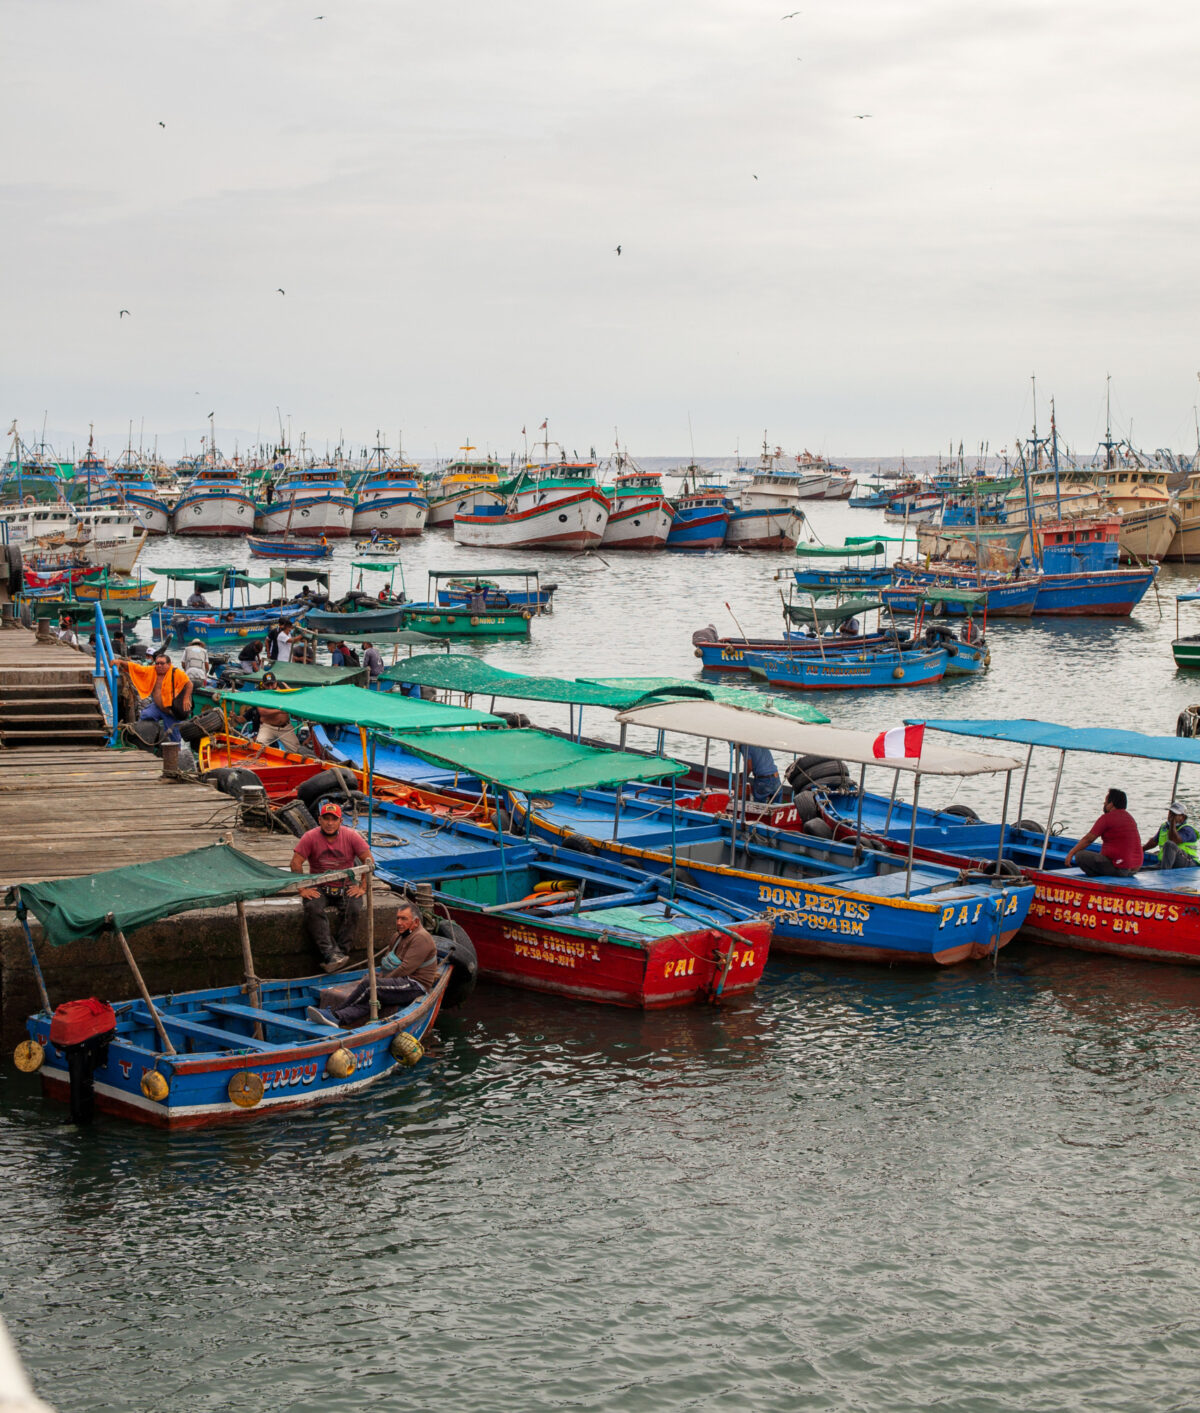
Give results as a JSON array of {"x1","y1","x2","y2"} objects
[{"x1": 5, "y1": 0, "x2": 1200, "y2": 459}]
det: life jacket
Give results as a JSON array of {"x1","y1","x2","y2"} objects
[{"x1": 1157, "y1": 823, "x2": 1199, "y2": 861}]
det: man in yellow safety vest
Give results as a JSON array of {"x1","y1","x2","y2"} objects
[{"x1": 1143, "y1": 802, "x2": 1200, "y2": 870}]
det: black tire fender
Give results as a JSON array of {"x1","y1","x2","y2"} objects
[
  {"x1": 433, "y1": 918, "x2": 478, "y2": 1009},
  {"x1": 1014, "y1": 819, "x2": 1046, "y2": 834},
  {"x1": 297, "y1": 767, "x2": 358, "y2": 810},
  {"x1": 792, "y1": 790, "x2": 820, "y2": 824},
  {"x1": 943, "y1": 803, "x2": 980, "y2": 822},
  {"x1": 803, "y1": 818, "x2": 833, "y2": 839}
]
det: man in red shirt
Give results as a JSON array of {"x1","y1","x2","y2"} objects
[
  {"x1": 290, "y1": 801, "x2": 373, "y2": 970},
  {"x1": 1065, "y1": 788, "x2": 1143, "y2": 877}
]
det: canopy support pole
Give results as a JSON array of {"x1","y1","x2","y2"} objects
[
  {"x1": 669, "y1": 774, "x2": 678, "y2": 899},
  {"x1": 1171, "y1": 761, "x2": 1182, "y2": 808},
  {"x1": 366, "y1": 866, "x2": 378, "y2": 1021},
  {"x1": 853, "y1": 763, "x2": 866, "y2": 864},
  {"x1": 904, "y1": 774, "x2": 921, "y2": 898},
  {"x1": 995, "y1": 771, "x2": 1011, "y2": 870},
  {"x1": 112, "y1": 922, "x2": 176, "y2": 1056},
  {"x1": 883, "y1": 769, "x2": 900, "y2": 833},
  {"x1": 1015, "y1": 743, "x2": 1034, "y2": 823},
  {"x1": 612, "y1": 786, "x2": 623, "y2": 841},
  {"x1": 360, "y1": 726, "x2": 374, "y2": 848},
  {"x1": 618, "y1": 723, "x2": 627, "y2": 751},
  {"x1": 235, "y1": 900, "x2": 264, "y2": 1039},
  {"x1": 13, "y1": 895, "x2": 51, "y2": 1014},
  {"x1": 1038, "y1": 750, "x2": 1066, "y2": 870},
  {"x1": 701, "y1": 737, "x2": 711, "y2": 791},
  {"x1": 497, "y1": 798, "x2": 511, "y2": 895}
]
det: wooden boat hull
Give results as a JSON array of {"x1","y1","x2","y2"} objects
[
  {"x1": 452, "y1": 490, "x2": 609, "y2": 550},
  {"x1": 1032, "y1": 568, "x2": 1156, "y2": 616},
  {"x1": 303, "y1": 605, "x2": 408, "y2": 634},
  {"x1": 1172, "y1": 637, "x2": 1200, "y2": 669},
  {"x1": 27, "y1": 969, "x2": 449, "y2": 1129},
  {"x1": 748, "y1": 646, "x2": 948, "y2": 689},
  {"x1": 172, "y1": 490, "x2": 257, "y2": 535},
  {"x1": 725, "y1": 506, "x2": 805, "y2": 550},
  {"x1": 665, "y1": 507, "x2": 729, "y2": 552},
  {"x1": 694, "y1": 633, "x2": 893, "y2": 672},
  {"x1": 439, "y1": 903, "x2": 770, "y2": 1008},
  {"x1": 601, "y1": 497, "x2": 673, "y2": 549},
  {"x1": 886, "y1": 575, "x2": 1039, "y2": 617},
  {"x1": 255, "y1": 497, "x2": 354, "y2": 538},
  {"x1": 247, "y1": 536, "x2": 333, "y2": 559},
  {"x1": 351, "y1": 495, "x2": 428, "y2": 536},
  {"x1": 817, "y1": 791, "x2": 1200, "y2": 965},
  {"x1": 401, "y1": 607, "x2": 531, "y2": 637}
]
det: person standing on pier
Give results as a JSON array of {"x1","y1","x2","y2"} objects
[
  {"x1": 118, "y1": 652, "x2": 193, "y2": 742},
  {"x1": 291, "y1": 801, "x2": 374, "y2": 971}
]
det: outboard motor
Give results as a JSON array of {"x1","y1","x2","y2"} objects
[{"x1": 49, "y1": 998, "x2": 116, "y2": 1126}]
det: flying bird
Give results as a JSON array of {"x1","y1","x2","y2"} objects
[
  {"x1": 615, "y1": 245, "x2": 621, "y2": 255},
  {"x1": 782, "y1": 9, "x2": 801, "y2": 16},
  {"x1": 119, "y1": 309, "x2": 130, "y2": 318},
  {"x1": 158, "y1": 121, "x2": 166, "y2": 128},
  {"x1": 854, "y1": 114, "x2": 872, "y2": 119},
  {"x1": 277, "y1": 287, "x2": 286, "y2": 295},
  {"x1": 753, "y1": 174, "x2": 758, "y2": 180}
]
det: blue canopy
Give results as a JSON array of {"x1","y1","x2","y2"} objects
[{"x1": 918, "y1": 718, "x2": 1200, "y2": 767}]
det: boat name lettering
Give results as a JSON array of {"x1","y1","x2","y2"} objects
[
  {"x1": 665, "y1": 957, "x2": 696, "y2": 977},
  {"x1": 756, "y1": 885, "x2": 871, "y2": 921},
  {"x1": 258, "y1": 1061, "x2": 321, "y2": 1090},
  {"x1": 1034, "y1": 885, "x2": 1178, "y2": 922}
]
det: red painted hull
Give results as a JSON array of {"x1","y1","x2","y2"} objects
[
  {"x1": 819, "y1": 812, "x2": 1200, "y2": 965},
  {"x1": 444, "y1": 906, "x2": 771, "y2": 1007}
]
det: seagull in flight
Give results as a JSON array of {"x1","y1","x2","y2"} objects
[
  {"x1": 119, "y1": 309, "x2": 130, "y2": 318},
  {"x1": 158, "y1": 121, "x2": 166, "y2": 128},
  {"x1": 753, "y1": 173, "x2": 758, "y2": 180},
  {"x1": 854, "y1": 114, "x2": 872, "y2": 119},
  {"x1": 614, "y1": 245, "x2": 621, "y2": 255},
  {"x1": 277, "y1": 287, "x2": 286, "y2": 295},
  {"x1": 782, "y1": 9, "x2": 802, "y2": 16}
]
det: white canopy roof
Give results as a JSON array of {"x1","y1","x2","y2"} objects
[{"x1": 616, "y1": 700, "x2": 1022, "y2": 777}]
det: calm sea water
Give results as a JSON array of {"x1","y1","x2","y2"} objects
[{"x1": 5, "y1": 503, "x2": 1200, "y2": 1411}]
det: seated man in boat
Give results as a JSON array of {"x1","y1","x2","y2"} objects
[
  {"x1": 248, "y1": 672, "x2": 302, "y2": 752},
  {"x1": 291, "y1": 801, "x2": 374, "y2": 972},
  {"x1": 377, "y1": 584, "x2": 394, "y2": 604},
  {"x1": 118, "y1": 652, "x2": 193, "y2": 742},
  {"x1": 837, "y1": 615, "x2": 860, "y2": 637},
  {"x1": 739, "y1": 743, "x2": 783, "y2": 803},
  {"x1": 186, "y1": 588, "x2": 210, "y2": 608},
  {"x1": 181, "y1": 637, "x2": 208, "y2": 687},
  {"x1": 1065, "y1": 788, "x2": 1144, "y2": 877},
  {"x1": 1142, "y1": 801, "x2": 1199, "y2": 870},
  {"x1": 307, "y1": 900, "x2": 438, "y2": 1026}
]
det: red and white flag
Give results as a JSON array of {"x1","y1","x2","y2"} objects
[
  {"x1": 872, "y1": 723, "x2": 925, "y2": 760},
  {"x1": 539, "y1": 419, "x2": 548, "y2": 430}
]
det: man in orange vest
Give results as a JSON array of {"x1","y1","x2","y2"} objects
[{"x1": 118, "y1": 651, "x2": 194, "y2": 742}]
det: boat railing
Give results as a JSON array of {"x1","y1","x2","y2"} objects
[{"x1": 92, "y1": 602, "x2": 120, "y2": 748}]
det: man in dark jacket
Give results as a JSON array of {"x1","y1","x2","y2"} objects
[{"x1": 307, "y1": 901, "x2": 438, "y2": 1027}]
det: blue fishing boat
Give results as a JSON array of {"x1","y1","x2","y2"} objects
[
  {"x1": 256, "y1": 467, "x2": 355, "y2": 538},
  {"x1": 665, "y1": 474, "x2": 730, "y2": 551},
  {"x1": 434, "y1": 570, "x2": 555, "y2": 611},
  {"x1": 375, "y1": 705, "x2": 1034, "y2": 966},
  {"x1": 886, "y1": 567, "x2": 1040, "y2": 617},
  {"x1": 792, "y1": 539, "x2": 894, "y2": 591},
  {"x1": 350, "y1": 439, "x2": 428, "y2": 537},
  {"x1": 247, "y1": 534, "x2": 333, "y2": 560},
  {"x1": 1030, "y1": 517, "x2": 1157, "y2": 616},
  {"x1": 11, "y1": 844, "x2": 472, "y2": 1129},
  {"x1": 746, "y1": 644, "x2": 949, "y2": 690}
]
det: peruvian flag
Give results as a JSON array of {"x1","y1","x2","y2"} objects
[{"x1": 872, "y1": 723, "x2": 925, "y2": 760}]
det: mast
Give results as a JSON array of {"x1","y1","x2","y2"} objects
[{"x1": 1050, "y1": 399, "x2": 1062, "y2": 519}]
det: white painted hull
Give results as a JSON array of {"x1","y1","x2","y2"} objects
[
  {"x1": 255, "y1": 497, "x2": 353, "y2": 537},
  {"x1": 173, "y1": 491, "x2": 257, "y2": 535},
  {"x1": 454, "y1": 491, "x2": 609, "y2": 550},
  {"x1": 427, "y1": 486, "x2": 506, "y2": 526},
  {"x1": 351, "y1": 495, "x2": 427, "y2": 536},
  {"x1": 601, "y1": 497, "x2": 672, "y2": 549},
  {"x1": 725, "y1": 507, "x2": 805, "y2": 550},
  {"x1": 91, "y1": 491, "x2": 171, "y2": 534}
]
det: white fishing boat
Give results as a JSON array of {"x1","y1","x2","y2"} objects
[
  {"x1": 255, "y1": 467, "x2": 354, "y2": 538},
  {"x1": 600, "y1": 454, "x2": 672, "y2": 549},
  {"x1": 454, "y1": 461, "x2": 609, "y2": 550},
  {"x1": 725, "y1": 441, "x2": 809, "y2": 549},
  {"x1": 350, "y1": 438, "x2": 427, "y2": 537},
  {"x1": 425, "y1": 445, "x2": 507, "y2": 527}
]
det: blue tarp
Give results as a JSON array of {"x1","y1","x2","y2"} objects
[{"x1": 918, "y1": 718, "x2": 1200, "y2": 766}]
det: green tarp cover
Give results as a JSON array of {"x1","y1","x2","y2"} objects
[
  {"x1": 378, "y1": 654, "x2": 664, "y2": 707},
  {"x1": 794, "y1": 540, "x2": 886, "y2": 558},
  {"x1": 351, "y1": 561, "x2": 403, "y2": 573},
  {"x1": 844, "y1": 534, "x2": 909, "y2": 544},
  {"x1": 10, "y1": 843, "x2": 334, "y2": 948},
  {"x1": 388, "y1": 728, "x2": 688, "y2": 792},
  {"x1": 218, "y1": 682, "x2": 499, "y2": 731},
  {"x1": 784, "y1": 596, "x2": 883, "y2": 625},
  {"x1": 147, "y1": 567, "x2": 275, "y2": 589},
  {"x1": 888, "y1": 584, "x2": 986, "y2": 605},
  {"x1": 241, "y1": 663, "x2": 367, "y2": 688},
  {"x1": 580, "y1": 677, "x2": 831, "y2": 725}
]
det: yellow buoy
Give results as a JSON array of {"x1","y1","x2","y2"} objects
[
  {"x1": 141, "y1": 1070, "x2": 170, "y2": 1103},
  {"x1": 327, "y1": 1047, "x2": 356, "y2": 1079},
  {"x1": 390, "y1": 1032, "x2": 423, "y2": 1066},
  {"x1": 14, "y1": 1039, "x2": 44, "y2": 1073},
  {"x1": 228, "y1": 1070, "x2": 264, "y2": 1108}
]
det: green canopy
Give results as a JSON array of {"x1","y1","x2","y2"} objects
[
  {"x1": 378, "y1": 654, "x2": 669, "y2": 708},
  {"x1": 147, "y1": 566, "x2": 276, "y2": 589},
  {"x1": 308, "y1": 629, "x2": 450, "y2": 647},
  {"x1": 9, "y1": 843, "x2": 335, "y2": 948},
  {"x1": 887, "y1": 584, "x2": 987, "y2": 606},
  {"x1": 794, "y1": 541, "x2": 886, "y2": 558},
  {"x1": 218, "y1": 682, "x2": 499, "y2": 732},
  {"x1": 784, "y1": 597, "x2": 884, "y2": 625},
  {"x1": 579, "y1": 677, "x2": 830, "y2": 724},
  {"x1": 241, "y1": 663, "x2": 368, "y2": 688},
  {"x1": 844, "y1": 534, "x2": 909, "y2": 545},
  {"x1": 351, "y1": 561, "x2": 403, "y2": 573},
  {"x1": 388, "y1": 728, "x2": 687, "y2": 793}
]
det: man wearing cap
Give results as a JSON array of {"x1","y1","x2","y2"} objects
[
  {"x1": 1144, "y1": 802, "x2": 1200, "y2": 870},
  {"x1": 307, "y1": 899, "x2": 439, "y2": 1027},
  {"x1": 290, "y1": 801, "x2": 374, "y2": 970}
]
